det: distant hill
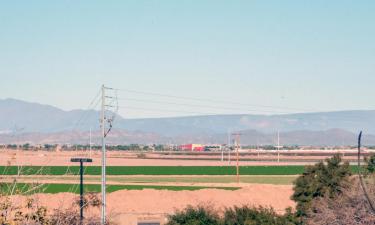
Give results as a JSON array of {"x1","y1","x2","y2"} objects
[
  {"x1": 119, "y1": 111, "x2": 375, "y2": 136},
  {"x1": 0, "y1": 98, "x2": 374, "y2": 145},
  {"x1": 0, "y1": 98, "x2": 100, "y2": 133},
  {"x1": 1, "y1": 128, "x2": 374, "y2": 146}
]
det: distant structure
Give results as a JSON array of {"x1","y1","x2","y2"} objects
[
  {"x1": 178, "y1": 144, "x2": 204, "y2": 151},
  {"x1": 275, "y1": 130, "x2": 282, "y2": 163}
]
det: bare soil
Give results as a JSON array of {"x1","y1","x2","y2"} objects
[
  {"x1": 1, "y1": 149, "x2": 360, "y2": 166},
  {"x1": 9, "y1": 184, "x2": 295, "y2": 225}
]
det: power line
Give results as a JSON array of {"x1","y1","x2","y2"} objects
[
  {"x1": 113, "y1": 88, "x2": 317, "y2": 112},
  {"x1": 116, "y1": 97, "x2": 295, "y2": 114},
  {"x1": 117, "y1": 105, "x2": 224, "y2": 116},
  {"x1": 71, "y1": 89, "x2": 102, "y2": 131},
  {"x1": 113, "y1": 88, "x2": 375, "y2": 120}
]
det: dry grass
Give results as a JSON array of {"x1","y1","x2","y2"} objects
[{"x1": 307, "y1": 176, "x2": 375, "y2": 225}]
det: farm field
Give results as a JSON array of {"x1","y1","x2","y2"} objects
[
  {"x1": 0, "y1": 149, "x2": 368, "y2": 166},
  {"x1": 0, "y1": 149, "x2": 353, "y2": 224},
  {"x1": 0, "y1": 165, "x2": 360, "y2": 176},
  {"x1": 0, "y1": 175, "x2": 298, "y2": 186},
  {"x1": 0, "y1": 183, "x2": 239, "y2": 194},
  {"x1": 0, "y1": 165, "x2": 307, "y2": 175}
]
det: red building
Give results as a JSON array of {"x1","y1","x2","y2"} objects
[{"x1": 178, "y1": 144, "x2": 204, "y2": 151}]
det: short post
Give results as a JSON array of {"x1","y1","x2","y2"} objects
[{"x1": 71, "y1": 158, "x2": 93, "y2": 224}]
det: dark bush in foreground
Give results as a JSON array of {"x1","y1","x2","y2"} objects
[
  {"x1": 365, "y1": 154, "x2": 375, "y2": 174},
  {"x1": 167, "y1": 205, "x2": 298, "y2": 225},
  {"x1": 223, "y1": 206, "x2": 298, "y2": 225},
  {"x1": 292, "y1": 154, "x2": 351, "y2": 217},
  {"x1": 167, "y1": 205, "x2": 220, "y2": 225}
]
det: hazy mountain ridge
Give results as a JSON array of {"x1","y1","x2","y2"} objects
[
  {"x1": 1, "y1": 128, "x2": 373, "y2": 146},
  {"x1": 1, "y1": 98, "x2": 374, "y2": 145},
  {"x1": 0, "y1": 98, "x2": 100, "y2": 132}
]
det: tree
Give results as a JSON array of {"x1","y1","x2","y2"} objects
[
  {"x1": 292, "y1": 154, "x2": 351, "y2": 217},
  {"x1": 22, "y1": 143, "x2": 30, "y2": 150}
]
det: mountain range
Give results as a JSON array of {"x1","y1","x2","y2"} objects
[{"x1": 1, "y1": 98, "x2": 374, "y2": 145}]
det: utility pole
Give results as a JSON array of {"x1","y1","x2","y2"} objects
[
  {"x1": 89, "y1": 127, "x2": 92, "y2": 158},
  {"x1": 101, "y1": 85, "x2": 106, "y2": 225},
  {"x1": 232, "y1": 132, "x2": 242, "y2": 183},
  {"x1": 277, "y1": 131, "x2": 280, "y2": 163},
  {"x1": 276, "y1": 130, "x2": 281, "y2": 163},
  {"x1": 227, "y1": 130, "x2": 231, "y2": 165},
  {"x1": 99, "y1": 85, "x2": 118, "y2": 225},
  {"x1": 221, "y1": 148, "x2": 223, "y2": 162}
]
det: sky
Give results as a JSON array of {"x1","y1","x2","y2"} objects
[{"x1": 0, "y1": 0, "x2": 374, "y2": 118}]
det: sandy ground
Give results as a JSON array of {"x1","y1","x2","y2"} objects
[
  {"x1": 0, "y1": 150, "x2": 303, "y2": 224},
  {"x1": 2, "y1": 149, "x2": 347, "y2": 224},
  {"x1": 0, "y1": 149, "x2": 358, "y2": 166},
  {"x1": 9, "y1": 184, "x2": 295, "y2": 225}
]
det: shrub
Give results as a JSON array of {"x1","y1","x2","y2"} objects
[
  {"x1": 167, "y1": 205, "x2": 299, "y2": 225},
  {"x1": 166, "y1": 205, "x2": 220, "y2": 225},
  {"x1": 0, "y1": 193, "x2": 114, "y2": 225},
  {"x1": 292, "y1": 154, "x2": 351, "y2": 217},
  {"x1": 306, "y1": 176, "x2": 375, "y2": 225},
  {"x1": 365, "y1": 154, "x2": 375, "y2": 174},
  {"x1": 136, "y1": 152, "x2": 147, "y2": 159},
  {"x1": 223, "y1": 206, "x2": 298, "y2": 225}
]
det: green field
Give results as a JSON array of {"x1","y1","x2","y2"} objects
[
  {"x1": 7, "y1": 175, "x2": 297, "y2": 185},
  {"x1": 107, "y1": 175, "x2": 297, "y2": 185},
  {"x1": 0, "y1": 165, "x2": 360, "y2": 176},
  {"x1": 0, "y1": 166, "x2": 307, "y2": 175},
  {"x1": 0, "y1": 183, "x2": 239, "y2": 194}
]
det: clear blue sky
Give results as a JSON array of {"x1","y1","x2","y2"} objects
[{"x1": 0, "y1": 1, "x2": 374, "y2": 118}]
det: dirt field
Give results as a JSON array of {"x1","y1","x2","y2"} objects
[
  {"x1": 0, "y1": 149, "x2": 363, "y2": 166},
  {"x1": 9, "y1": 184, "x2": 295, "y2": 225},
  {"x1": 0, "y1": 149, "x2": 339, "y2": 224}
]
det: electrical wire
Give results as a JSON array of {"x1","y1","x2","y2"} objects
[
  {"x1": 116, "y1": 97, "x2": 295, "y2": 114},
  {"x1": 113, "y1": 88, "x2": 317, "y2": 112},
  {"x1": 117, "y1": 105, "x2": 224, "y2": 116},
  {"x1": 71, "y1": 89, "x2": 102, "y2": 131}
]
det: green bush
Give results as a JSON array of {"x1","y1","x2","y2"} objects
[
  {"x1": 365, "y1": 154, "x2": 375, "y2": 174},
  {"x1": 223, "y1": 206, "x2": 298, "y2": 225},
  {"x1": 167, "y1": 155, "x2": 354, "y2": 224},
  {"x1": 167, "y1": 205, "x2": 299, "y2": 225},
  {"x1": 167, "y1": 205, "x2": 220, "y2": 225},
  {"x1": 292, "y1": 154, "x2": 351, "y2": 217}
]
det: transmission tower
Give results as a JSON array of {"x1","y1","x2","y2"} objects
[{"x1": 100, "y1": 85, "x2": 118, "y2": 225}]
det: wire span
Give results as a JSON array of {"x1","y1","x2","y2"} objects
[
  {"x1": 116, "y1": 97, "x2": 294, "y2": 114},
  {"x1": 113, "y1": 88, "x2": 317, "y2": 112}
]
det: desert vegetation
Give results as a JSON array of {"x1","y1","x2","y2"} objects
[
  {"x1": 0, "y1": 191, "x2": 114, "y2": 225},
  {"x1": 166, "y1": 154, "x2": 375, "y2": 225},
  {"x1": 1, "y1": 153, "x2": 374, "y2": 224}
]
